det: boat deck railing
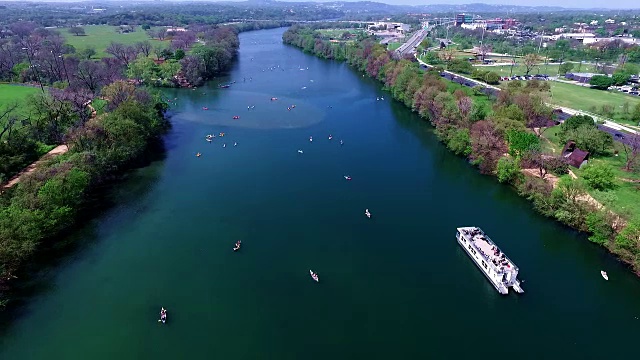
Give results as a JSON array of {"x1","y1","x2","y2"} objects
[{"x1": 459, "y1": 228, "x2": 519, "y2": 274}]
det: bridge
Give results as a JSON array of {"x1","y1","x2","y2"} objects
[{"x1": 393, "y1": 19, "x2": 455, "y2": 59}]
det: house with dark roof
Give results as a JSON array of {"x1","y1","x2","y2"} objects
[{"x1": 561, "y1": 141, "x2": 590, "y2": 168}]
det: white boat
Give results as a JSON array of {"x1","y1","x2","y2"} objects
[
  {"x1": 344, "y1": 176, "x2": 352, "y2": 180},
  {"x1": 456, "y1": 227, "x2": 524, "y2": 295},
  {"x1": 310, "y1": 270, "x2": 319, "y2": 282},
  {"x1": 365, "y1": 209, "x2": 371, "y2": 218},
  {"x1": 298, "y1": 150, "x2": 303, "y2": 154},
  {"x1": 601, "y1": 271, "x2": 608, "y2": 280}
]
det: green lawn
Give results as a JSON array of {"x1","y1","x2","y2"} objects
[
  {"x1": 317, "y1": 29, "x2": 364, "y2": 40},
  {"x1": 476, "y1": 63, "x2": 597, "y2": 77},
  {"x1": 61, "y1": 25, "x2": 166, "y2": 58},
  {"x1": 547, "y1": 81, "x2": 640, "y2": 125},
  {"x1": 586, "y1": 154, "x2": 640, "y2": 220},
  {"x1": 387, "y1": 42, "x2": 401, "y2": 51},
  {"x1": 0, "y1": 84, "x2": 39, "y2": 116}
]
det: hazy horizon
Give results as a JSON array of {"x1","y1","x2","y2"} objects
[{"x1": 1, "y1": 0, "x2": 639, "y2": 10}]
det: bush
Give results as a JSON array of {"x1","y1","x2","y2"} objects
[
  {"x1": 582, "y1": 163, "x2": 616, "y2": 190},
  {"x1": 589, "y1": 75, "x2": 614, "y2": 90},
  {"x1": 484, "y1": 71, "x2": 500, "y2": 85},
  {"x1": 496, "y1": 157, "x2": 521, "y2": 183},
  {"x1": 447, "y1": 128, "x2": 472, "y2": 156}
]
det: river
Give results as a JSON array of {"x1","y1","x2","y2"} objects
[{"x1": 1, "y1": 27, "x2": 639, "y2": 360}]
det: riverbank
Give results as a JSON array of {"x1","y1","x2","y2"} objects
[
  {"x1": 0, "y1": 82, "x2": 169, "y2": 307},
  {"x1": 282, "y1": 25, "x2": 640, "y2": 274}
]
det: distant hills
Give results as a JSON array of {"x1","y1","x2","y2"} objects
[{"x1": 2, "y1": 0, "x2": 633, "y2": 12}]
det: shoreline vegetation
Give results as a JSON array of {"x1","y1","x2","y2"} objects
[
  {"x1": 282, "y1": 24, "x2": 640, "y2": 275},
  {"x1": 0, "y1": 22, "x2": 260, "y2": 307}
]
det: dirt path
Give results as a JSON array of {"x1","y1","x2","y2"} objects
[
  {"x1": 522, "y1": 168, "x2": 604, "y2": 209},
  {"x1": 1, "y1": 145, "x2": 68, "y2": 192}
]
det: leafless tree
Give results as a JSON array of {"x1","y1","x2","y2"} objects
[
  {"x1": 105, "y1": 42, "x2": 139, "y2": 67},
  {"x1": 0, "y1": 102, "x2": 21, "y2": 140},
  {"x1": 136, "y1": 41, "x2": 152, "y2": 57},
  {"x1": 621, "y1": 135, "x2": 640, "y2": 172}
]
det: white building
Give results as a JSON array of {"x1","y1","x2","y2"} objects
[{"x1": 605, "y1": 18, "x2": 615, "y2": 24}]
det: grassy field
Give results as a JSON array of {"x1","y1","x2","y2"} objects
[
  {"x1": 547, "y1": 81, "x2": 640, "y2": 125},
  {"x1": 475, "y1": 63, "x2": 597, "y2": 77},
  {"x1": 317, "y1": 29, "x2": 364, "y2": 39},
  {"x1": 387, "y1": 42, "x2": 402, "y2": 51},
  {"x1": 540, "y1": 123, "x2": 640, "y2": 219},
  {"x1": 61, "y1": 25, "x2": 166, "y2": 58},
  {"x1": 0, "y1": 84, "x2": 39, "y2": 116}
]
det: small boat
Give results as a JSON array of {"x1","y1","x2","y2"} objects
[
  {"x1": 381, "y1": 97, "x2": 384, "y2": 100},
  {"x1": 309, "y1": 136, "x2": 313, "y2": 142},
  {"x1": 223, "y1": 144, "x2": 226, "y2": 148},
  {"x1": 344, "y1": 176, "x2": 352, "y2": 181},
  {"x1": 291, "y1": 105, "x2": 296, "y2": 108},
  {"x1": 376, "y1": 97, "x2": 380, "y2": 101},
  {"x1": 601, "y1": 271, "x2": 609, "y2": 280},
  {"x1": 365, "y1": 209, "x2": 371, "y2": 218},
  {"x1": 270, "y1": 97, "x2": 278, "y2": 101},
  {"x1": 206, "y1": 138, "x2": 212, "y2": 143},
  {"x1": 219, "y1": 133, "x2": 225, "y2": 137},
  {"x1": 310, "y1": 270, "x2": 319, "y2": 282},
  {"x1": 233, "y1": 116, "x2": 240, "y2": 119},
  {"x1": 297, "y1": 150, "x2": 303, "y2": 154},
  {"x1": 233, "y1": 240, "x2": 241, "y2": 252},
  {"x1": 202, "y1": 107, "x2": 209, "y2": 110},
  {"x1": 196, "y1": 153, "x2": 201, "y2": 157},
  {"x1": 340, "y1": 140, "x2": 343, "y2": 145},
  {"x1": 328, "y1": 135, "x2": 333, "y2": 140},
  {"x1": 220, "y1": 84, "x2": 230, "y2": 89},
  {"x1": 158, "y1": 308, "x2": 167, "y2": 324},
  {"x1": 234, "y1": 142, "x2": 237, "y2": 147},
  {"x1": 287, "y1": 107, "x2": 291, "y2": 111}
]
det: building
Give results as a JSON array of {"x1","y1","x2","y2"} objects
[
  {"x1": 558, "y1": 33, "x2": 596, "y2": 42},
  {"x1": 562, "y1": 141, "x2": 590, "y2": 168},
  {"x1": 605, "y1": 18, "x2": 615, "y2": 24},
  {"x1": 456, "y1": 14, "x2": 473, "y2": 26},
  {"x1": 565, "y1": 72, "x2": 597, "y2": 83}
]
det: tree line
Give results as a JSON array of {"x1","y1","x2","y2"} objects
[{"x1": 283, "y1": 25, "x2": 640, "y2": 275}]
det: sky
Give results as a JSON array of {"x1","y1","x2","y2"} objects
[
  {"x1": 280, "y1": 0, "x2": 640, "y2": 9},
  {"x1": 6, "y1": 0, "x2": 640, "y2": 10}
]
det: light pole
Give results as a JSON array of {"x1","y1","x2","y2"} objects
[{"x1": 22, "y1": 47, "x2": 45, "y2": 93}]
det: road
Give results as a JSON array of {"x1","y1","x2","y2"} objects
[
  {"x1": 394, "y1": 28, "x2": 430, "y2": 59},
  {"x1": 415, "y1": 57, "x2": 640, "y2": 145}
]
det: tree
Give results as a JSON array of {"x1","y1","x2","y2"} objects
[
  {"x1": 560, "y1": 115, "x2": 595, "y2": 133},
  {"x1": 582, "y1": 163, "x2": 616, "y2": 190},
  {"x1": 631, "y1": 103, "x2": 640, "y2": 123},
  {"x1": 620, "y1": 135, "x2": 640, "y2": 171},
  {"x1": 484, "y1": 71, "x2": 500, "y2": 85},
  {"x1": 105, "y1": 42, "x2": 139, "y2": 67},
  {"x1": 522, "y1": 54, "x2": 542, "y2": 75},
  {"x1": 136, "y1": 41, "x2": 153, "y2": 58},
  {"x1": 507, "y1": 129, "x2": 540, "y2": 158},
  {"x1": 615, "y1": 220, "x2": 640, "y2": 255},
  {"x1": 589, "y1": 75, "x2": 614, "y2": 90},
  {"x1": 447, "y1": 59, "x2": 473, "y2": 74},
  {"x1": 612, "y1": 71, "x2": 630, "y2": 86},
  {"x1": 77, "y1": 46, "x2": 96, "y2": 60},
  {"x1": 469, "y1": 120, "x2": 506, "y2": 174},
  {"x1": 174, "y1": 49, "x2": 185, "y2": 60},
  {"x1": 68, "y1": 27, "x2": 85, "y2": 36},
  {"x1": 558, "y1": 62, "x2": 574, "y2": 75},
  {"x1": 496, "y1": 157, "x2": 521, "y2": 183},
  {"x1": 478, "y1": 44, "x2": 491, "y2": 61}
]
